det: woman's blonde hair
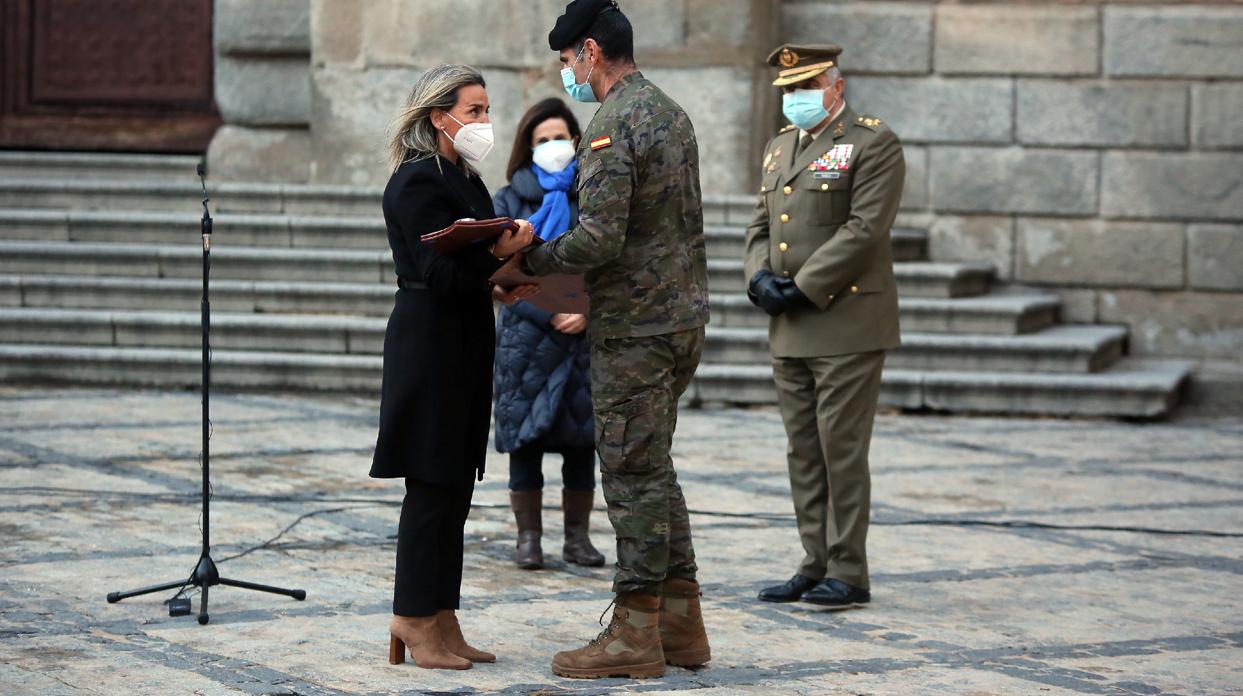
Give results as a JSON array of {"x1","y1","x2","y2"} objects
[{"x1": 387, "y1": 64, "x2": 486, "y2": 171}]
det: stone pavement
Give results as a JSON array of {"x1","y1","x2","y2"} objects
[{"x1": 1, "y1": 385, "x2": 1241, "y2": 695}]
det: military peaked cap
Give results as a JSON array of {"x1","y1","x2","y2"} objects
[
  {"x1": 548, "y1": 0, "x2": 621, "y2": 51},
  {"x1": 767, "y1": 43, "x2": 843, "y2": 87}
]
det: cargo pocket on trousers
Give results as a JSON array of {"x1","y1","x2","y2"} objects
[{"x1": 595, "y1": 398, "x2": 657, "y2": 475}]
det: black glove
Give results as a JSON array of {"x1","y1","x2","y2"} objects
[
  {"x1": 777, "y1": 278, "x2": 814, "y2": 308},
  {"x1": 747, "y1": 270, "x2": 789, "y2": 317}
]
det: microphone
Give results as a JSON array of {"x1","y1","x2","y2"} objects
[{"x1": 198, "y1": 159, "x2": 212, "y2": 244}]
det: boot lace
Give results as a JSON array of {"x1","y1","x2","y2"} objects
[{"x1": 588, "y1": 599, "x2": 621, "y2": 646}]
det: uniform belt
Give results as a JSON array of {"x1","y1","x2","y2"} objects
[{"x1": 397, "y1": 278, "x2": 428, "y2": 290}]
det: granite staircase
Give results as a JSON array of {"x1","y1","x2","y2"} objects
[{"x1": 0, "y1": 152, "x2": 1191, "y2": 417}]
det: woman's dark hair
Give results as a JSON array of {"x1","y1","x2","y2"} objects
[{"x1": 505, "y1": 97, "x2": 583, "y2": 182}]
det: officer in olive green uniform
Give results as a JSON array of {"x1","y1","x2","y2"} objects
[
  {"x1": 745, "y1": 44, "x2": 904, "y2": 609},
  {"x1": 526, "y1": 0, "x2": 712, "y2": 680}
]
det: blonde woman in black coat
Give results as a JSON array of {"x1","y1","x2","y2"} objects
[{"x1": 371, "y1": 64, "x2": 534, "y2": 671}]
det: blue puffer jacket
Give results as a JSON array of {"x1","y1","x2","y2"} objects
[{"x1": 492, "y1": 167, "x2": 593, "y2": 453}]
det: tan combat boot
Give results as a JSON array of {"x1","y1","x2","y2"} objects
[
  {"x1": 658, "y1": 577, "x2": 711, "y2": 667},
  {"x1": 550, "y1": 592, "x2": 665, "y2": 679}
]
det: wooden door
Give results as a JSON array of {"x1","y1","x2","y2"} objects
[{"x1": 0, "y1": 0, "x2": 220, "y2": 152}]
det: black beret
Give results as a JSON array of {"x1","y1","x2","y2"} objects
[{"x1": 548, "y1": 0, "x2": 620, "y2": 51}]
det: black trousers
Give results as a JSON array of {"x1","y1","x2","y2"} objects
[
  {"x1": 393, "y1": 476, "x2": 475, "y2": 617},
  {"x1": 507, "y1": 444, "x2": 596, "y2": 492}
]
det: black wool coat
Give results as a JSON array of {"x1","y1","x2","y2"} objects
[
  {"x1": 370, "y1": 155, "x2": 504, "y2": 484},
  {"x1": 491, "y1": 168, "x2": 593, "y2": 454}
]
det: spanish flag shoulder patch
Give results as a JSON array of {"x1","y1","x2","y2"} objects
[{"x1": 590, "y1": 136, "x2": 613, "y2": 150}]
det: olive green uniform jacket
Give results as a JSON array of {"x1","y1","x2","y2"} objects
[{"x1": 744, "y1": 105, "x2": 904, "y2": 358}]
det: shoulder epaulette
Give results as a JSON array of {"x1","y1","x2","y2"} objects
[
  {"x1": 778, "y1": 124, "x2": 797, "y2": 134},
  {"x1": 855, "y1": 115, "x2": 885, "y2": 130}
]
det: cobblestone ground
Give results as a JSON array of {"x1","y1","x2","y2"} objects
[{"x1": 1, "y1": 385, "x2": 1241, "y2": 695}]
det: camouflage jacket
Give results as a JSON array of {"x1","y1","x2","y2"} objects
[{"x1": 525, "y1": 71, "x2": 710, "y2": 340}]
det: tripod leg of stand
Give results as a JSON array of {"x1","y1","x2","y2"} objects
[
  {"x1": 198, "y1": 582, "x2": 210, "y2": 625},
  {"x1": 107, "y1": 579, "x2": 191, "y2": 604},
  {"x1": 219, "y1": 576, "x2": 307, "y2": 601}
]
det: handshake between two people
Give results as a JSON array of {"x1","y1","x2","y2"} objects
[
  {"x1": 491, "y1": 218, "x2": 540, "y2": 306},
  {"x1": 748, "y1": 269, "x2": 813, "y2": 317}
]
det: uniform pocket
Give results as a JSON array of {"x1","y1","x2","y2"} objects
[
  {"x1": 594, "y1": 397, "x2": 656, "y2": 474},
  {"x1": 803, "y1": 176, "x2": 850, "y2": 223}
]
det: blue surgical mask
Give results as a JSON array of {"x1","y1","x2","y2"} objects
[
  {"x1": 782, "y1": 89, "x2": 829, "y2": 131},
  {"x1": 560, "y1": 47, "x2": 597, "y2": 103}
]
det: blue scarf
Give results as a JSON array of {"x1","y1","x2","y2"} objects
[{"x1": 526, "y1": 160, "x2": 577, "y2": 243}]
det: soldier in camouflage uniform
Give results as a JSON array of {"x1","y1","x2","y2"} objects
[{"x1": 523, "y1": 0, "x2": 711, "y2": 680}]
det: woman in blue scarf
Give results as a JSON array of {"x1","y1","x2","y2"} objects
[{"x1": 492, "y1": 98, "x2": 604, "y2": 570}]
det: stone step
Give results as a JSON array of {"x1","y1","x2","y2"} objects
[
  {"x1": 2, "y1": 208, "x2": 931, "y2": 261},
  {"x1": 0, "y1": 342, "x2": 1190, "y2": 418},
  {"x1": 0, "y1": 344, "x2": 383, "y2": 392},
  {"x1": 0, "y1": 177, "x2": 382, "y2": 216},
  {"x1": 692, "y1": 359, "x2": 1193, "y2": 419},
  {"x1": 0, "y1": 240, "x2": 390, "y2": 284},
  {"x1": 0, "y1": 274, "x2": 394, "y2": 316},
  {"x1": 709, "y1": 291, "x2": 1060, "y2": 335},
  {"x1": 0, "y1": 209, "x2": 388, "y2": 249},
  {"x1": 703, "y1": 325, "x2": 1129, "y2": 373},
  {"x1": 704, "y1": 225, "x2": 928, "y2": 263},
  {"x1": 0, "y1": 177, "x2": 751, "y2": 220},
  {"x1": 0, "y1": 307, "x2": 386, "y2": 355},
  {"x1": 0, "y1": 151, "x2": 202, "y2": 180},
  {"x1": 707, "y1": 259, "x2": 995, "y2": 298},
  {"x1": 0, "y1": 274, "x2": 1061, "y2": 333},
  {"x1": 7, "y1": 307, "x2": 1113, "y2": 372}
]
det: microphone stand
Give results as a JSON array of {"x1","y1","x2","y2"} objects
[{"x1": 106, "y1": 162, "x2": 306, "y2": 625}]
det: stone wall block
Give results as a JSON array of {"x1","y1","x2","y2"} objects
[
  {"x1": 936, "y1": 5, "x2": 1099, "y2": 76},
  {"x1": 216, "y1": 56, "x2": 312, "y2": 126},
  {"x1": 1016, "y1": 219, "x2": 1184, "y2": 288},
  {"x1": 364, "y1": 0, "x2": 546, "y2": 68},
  {"x1": 784, "y1": 2, "x2": 932, "y2": 74},
  {"x1": 216, "y1": 0, "x2": 311, "y2": 55},
  {"x1": 1054, "y1": 289, "x2": 1099, "y2": 324},
  {"x1": 929, "y1": 216, "x2": 1015, "y2": 281},
  {"x1": 646, "y1": 67, "x2": 754, "y2": 196},
  {"x1": 310, "y1": 66, "x2": 422, "y2": 186},
  {"x1": 1101, "y1": 152, "x2": 1243, "y2": 221},
  {"x1": 846, "y1": 78, "x2": 1011, "y2": 144},
  {"x1": 1192, "y1": 83, "x2": 1243, "y2": 148},
  {"x1": 687, "y1": 0, "x2": 755, "y2": 49},
  {"x1": 1188, "y1": 224, "x2": 1243, "y2": 291},
  {"x1": 1100, "y1": 289, "x2": 1243, "y2": 358},
  {"x1": 311, "y1": 0, "x2": 363, "y2": 65},
  {"x1": 207, "y1": 126, "x2": 312, "y2": 183},
  {"x1": 1105, "y1": 6, "x2": 1243, "y2": 78},
  {"x1": 625, "y1": 0, "x2": 688, "y2": 52},
  {"x1": 931, "y1": 148, "x2": 1098, "y2": 215},
  {"x1": 900, "y1": 145, "x2": 929, "y2": 212},
  {"x1": 1017, "y1": 80, "x2": 1188, "y2": 148}
]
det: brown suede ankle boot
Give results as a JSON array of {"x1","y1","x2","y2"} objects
[
  {"x1": 436, "y1": 610, "x2": 496, "y2": 663},
  {"x1": 509, "y1": 489, "x2": 543, "y2": 569},
  {"x1": 658, "y1": 577, "x2": 711, "y2": 667},
  {"x1": 562, "y1": 489, "x2": 605, "y2": 567},
  {"x1": 550, "y1": 592, "x2": 665, "y2": 679},
  {"x1": 388, "y1": 615, "x2": 471, "y2": 670}
]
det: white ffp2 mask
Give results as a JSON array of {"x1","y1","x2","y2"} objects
[
  {"x1": 445, "y1": 114, "x2": 495, "y2": 164},
  {"x1": 532, "y1": 139, "x2": 576, "y2": 173}
]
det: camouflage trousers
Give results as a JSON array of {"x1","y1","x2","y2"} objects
[{"x1": 590, "y1": 326, "x2": 705, "y2": 594}]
